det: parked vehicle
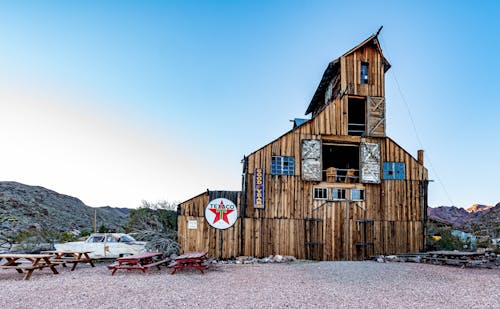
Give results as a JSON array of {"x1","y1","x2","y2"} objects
[{"x1": 55, "y1": 233, "x2": 147, "y2": 259}]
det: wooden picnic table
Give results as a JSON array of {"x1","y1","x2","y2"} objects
[
  {"x1": 107, "y1": 252, "x2": 168, "y2": 275},
  {"x1": 171, "y1": 251, "x2": 209, "y2": 274},
  {"x1": 0, "y1": 253, "x2": 59, "y2": 280},
  {"x1": 42, "y1": 250, "x2": 95, "y2": 271}
]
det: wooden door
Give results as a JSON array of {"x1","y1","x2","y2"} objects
[
  {"x1": 304, "y1": 219, "x2": 323, "y2": 260},
  {"x1": 366, "y1": 96, "x2": 385, "y2": 137}
]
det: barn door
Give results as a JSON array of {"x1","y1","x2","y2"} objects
[
  {"x1": 366, "y1": 96, "x2": 385, "y2": 137},
  {"x1": 304, "y1": 218, "x2": 323, "y2": 260},
  {"x1": 360, "y1": 143, "x2": 380, "y2": 184},
  {"x1": 355, "y1": 218, "x2": 375, "y2": 260},
  {"x1": 301, "y1": 139, "x2": 322, "y2": 181}
]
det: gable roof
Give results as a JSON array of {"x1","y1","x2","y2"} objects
[{"x1": 305, "y1": 34, "x2": 391, "y2": 115}]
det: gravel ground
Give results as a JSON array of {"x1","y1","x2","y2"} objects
[{"x1": 0, "y1": 261, "x2": 498, "y2": 308}]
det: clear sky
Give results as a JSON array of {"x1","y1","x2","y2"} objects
[{"x1": 0, "y1": 1, "x2": 498, "y2": 208}]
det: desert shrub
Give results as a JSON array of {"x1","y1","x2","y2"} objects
[
  {"x1": 80, "y1": 229, "x2": 92, "y2": 237},
  {"x1": 98, "y1": 224, "x2": 107, "y2": 233},
  {"x1": 126, "y1": 200, "x2": 179, "y2": 256},
  {"x1": 436, "y1": 230, "x2": 466, "y2": 251},
  {"x1": 59, "y1": 232, "x2": 77, "y2": 242},
  {"x1": 14, "y1": 229, "x2": 78, "y2": 252}
]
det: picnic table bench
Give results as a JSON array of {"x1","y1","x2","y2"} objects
[
  {"x1": 170, "y1": 251, "x2": 210, "y2": 274},
  {"x1": 0, "y1": 253, "x2": 59, "y2": 280},
  {"x1": 42, "y1": 250, "x2": 95, "y2": 271},
  {"x1": 108, "y1": 252, "x2": 168, "y2": 275}
]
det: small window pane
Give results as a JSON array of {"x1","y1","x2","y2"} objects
[
  {"x1": 271, "y1": 156, "x2": 295, "y2": 175},
  {"x1": 313, "y1": 187, "x2": 328, "y2": 200},
  {"x1": 351, "y1": 189, "x2": 365, "y2": 201},
  {"x1": 332, "y1": 188, "x2": 346, "y2": 200},
  {"x1": 361, "y1": 62, "x2": 369, "y2": 84}
]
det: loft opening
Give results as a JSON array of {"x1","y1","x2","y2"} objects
[
  {"x1": 348, "y1": 97, "x2": 366, "y2": 136},
  {"x1": 322, "y1": 143, "x2": 359, "y2": 183}
]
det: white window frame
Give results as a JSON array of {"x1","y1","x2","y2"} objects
[{"x1": 313, "y1": 187, "x2": 328, "y2": 200}]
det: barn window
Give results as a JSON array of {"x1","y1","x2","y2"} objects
[
  {"x1": 351, "y1": 189, "x2": 365, "y2": 201},
  {"x1": 332, "y1": 188, "x2": 346, "y2": 200},
  {"x1": 360, "y1": 62, "x2": 369, "y2": 84},
  {"x1": 383, "y1": 162, "x2": 405, "y2": 180},
  {"x1": 271, "y1": 156, "x2": 295, "y2": 175},
  {"x1": 313, "y1": 187, "x2": 328, "y2": 200}
]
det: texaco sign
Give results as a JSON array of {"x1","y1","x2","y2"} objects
[{"x1": 204, "y1": 198, "x2": 238, "y2": 230}]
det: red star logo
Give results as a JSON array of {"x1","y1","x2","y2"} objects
[{"x1": 209, "y1": 200, "x2": 234, "y2": 224}]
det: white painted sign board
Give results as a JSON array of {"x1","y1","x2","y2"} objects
[{"x1": 188, "y1": 220, "x2": 198, "y2": 230}]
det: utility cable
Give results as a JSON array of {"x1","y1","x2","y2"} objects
[{"x1": 379, "y1": 34, "x2": 455, "y2": 206}]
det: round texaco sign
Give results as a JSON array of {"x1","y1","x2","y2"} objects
[{"x1": 204, "y1": 198, "x2": 238, "y2": 230}]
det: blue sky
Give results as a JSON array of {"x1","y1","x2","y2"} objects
[{"x1": 0, "y1": 1, "x2": 498, "y2": 208}]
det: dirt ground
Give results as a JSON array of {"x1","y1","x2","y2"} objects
[{"x1": 0, "y1": 261, "x2": 498, "y2": 308}]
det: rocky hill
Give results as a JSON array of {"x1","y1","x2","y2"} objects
[
  {"x1": 461, "y1": 203, "x2": 500, "y2": 237},
  {"x1": 428, "y1": 203, "x2": 499, "y2": 237},
  {"x1": 427, "y1": 206, "x2": 480, "y2": 226},
  {"x1": 0, "y1": 181, "x2": 129, "y2": 233}
]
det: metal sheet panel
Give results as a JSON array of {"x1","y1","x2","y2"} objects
[
  {"x1": 360, "y1": 143, "x2": 380, "y2": 184},
  {"x1": 301, "y1": 139, "x2": 322, "y2": 181}
]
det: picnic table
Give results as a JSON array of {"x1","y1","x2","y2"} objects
[
  {"x1": 0, "y1": 253, "x2": 59, "y2": 280},
  {"x1": 42, "y1": 250, "x2": 95, "y2": 271},
  {"x1": 107, "y1": 252, "x2": 168, "y2": 275},
  {"x1": 171, "y1": 251, "x2": 209, "y2": 274}
]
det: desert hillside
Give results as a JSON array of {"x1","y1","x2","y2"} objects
[
  {"x1": 428, "y1": 203, "x2": 499, "y2": 237},
  {"x1": 0, "y1": 181, "x2": 129, "y2": 233}
]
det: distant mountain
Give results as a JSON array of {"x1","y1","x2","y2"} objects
[
  {"x1": 461, "y1": 203, "x2": 500, "y2": 237},
  {"x1": 466, "y1": 204, "x2": 493, "y2": 214},
  {"x1": 428, "y1": 203, "x2": 499, "y2": 237},
  {"x1": 427, "y1": 206, "x2": 477, "y2": 226},
  {"x1": 0, "y1": 181, "x2": 129, "y2": 233}
]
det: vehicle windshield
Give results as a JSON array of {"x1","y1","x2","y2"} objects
[
  {"x1": 119, "y1": 235, "x2": 135, "y2": 242},
  {"x1": 87, "y1": 235, "x2": 105, "y2": 243}
]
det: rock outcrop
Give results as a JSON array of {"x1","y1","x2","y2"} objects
[{"x1": 0, "y1": 181, "x2": 129, "y2": 233}]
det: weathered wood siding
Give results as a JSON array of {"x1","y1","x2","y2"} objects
[
  {"x1": 178, "y1": 191, "x2": 241, "y2": 259},
  {"x1": 341, "y1": 44, "x2": 385, "y2": 98}
]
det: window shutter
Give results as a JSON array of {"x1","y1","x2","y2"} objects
[
  {"x1": 301, "y1": 139, "x2": 322, "y2": 181},
  {"x1": 367, "y1": 96, "x2": 385, "y2": 137},
  {"x1": 360, "y1": 142, "x2": 380, "y2": 184}
]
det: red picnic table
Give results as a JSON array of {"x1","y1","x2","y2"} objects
[
  {"x1": 107, "y1": 252, "x2": 168, "y2": 275},
  {"x1": 171, "y1": 251, "x2": 209, "y2": 274}
]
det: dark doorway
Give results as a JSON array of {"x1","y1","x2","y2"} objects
[
  {"x1": 322, "y1": 143, "x2": 359, "y2": 182},
  {"x1": 348, "y1": 97, "x2": 366, "y2": 136}
]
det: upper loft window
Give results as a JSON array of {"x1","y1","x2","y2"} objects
[
  {"x1": 271, "y1": 156, "x2": 295, "y2": 175},
  {"x1": 322, "y1": 143, "x2": 359, "y2": 183},
  {"x1": 360, "y1": 62, "x2": 369, "y2": 84}
]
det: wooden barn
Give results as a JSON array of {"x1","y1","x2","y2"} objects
[{"x1": 178, "y1": 32, "x2": 429, "y2": 261}]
